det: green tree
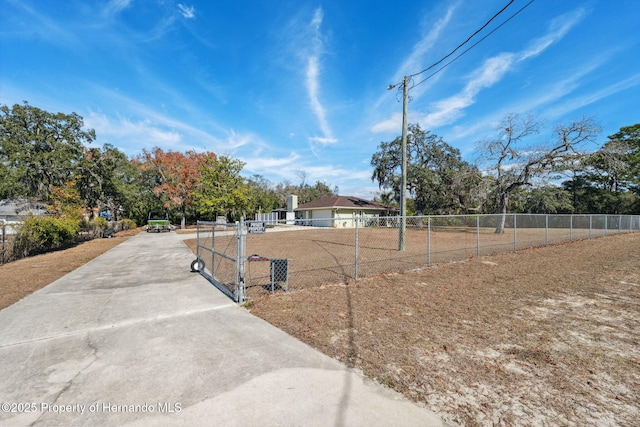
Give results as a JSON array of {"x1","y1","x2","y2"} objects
[
  {"x1": 478, "y1": 114, "x2": 600, "y2": 233},
  {"x1": 605, "y1": 124, "x2": 640, "y2": 191},
  {"x1": 127, "y1": 158, "x2": 164, "y2": 225},
  {"x1": 0, "y1": 102, "x2": 95, "y2": 202},
  {"x1": 193, "y1": 155, "x2": 250, "y2": 220},
  {"x1": 371, "y1": 123, "x2": 481, "y2": 215},
  {"x1": 76, "y1": 144, "x2": 135, "y2": 220},
  {"x1": 273, "y1": 173, "x2": 338, "y2": 206},
  {"x1": 560, "y1": 124, "x2": 640, "y2": 214},
  {"x1": 585, "y1": 139, "x2": 634, "y2": 192},
  {"x1": 246, "y1": 175, "x2": 280, "y2": 214},
  {"x1": 517, "y1": 186, "x2": 574, "y2": 214}
]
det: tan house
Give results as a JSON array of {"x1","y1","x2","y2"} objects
[{"x1": 295, "y1": 195, "x2": 398, "y2": 228}]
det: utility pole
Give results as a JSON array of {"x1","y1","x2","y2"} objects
[
  {"x1": 399, "y1": 76, "x2": 409, "y2": 251},
  {"x1": 387, "y1": 75, "x2": 409, "y2": 251}
]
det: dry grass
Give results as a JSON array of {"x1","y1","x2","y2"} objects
[{"x1": 248, "y1": 232, "x2": 640, "y2": 426}]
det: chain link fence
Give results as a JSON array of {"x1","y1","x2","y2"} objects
[
  {"x1": 190, "y1": 214, "x2": 639, "y2": 302},
  {"x1": 193, "y1": 220, "x2": 245, "y2": 302},
  {"x1": 0, "y1": 219, "x2": 19, "y2": 265},
  {"x1": 234, "y1": 213, "x2": 640, "y2": 301}
]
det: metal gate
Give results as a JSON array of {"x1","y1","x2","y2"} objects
[{"x1": 192, "y1": 219, "x2": 246, "y2": 302}]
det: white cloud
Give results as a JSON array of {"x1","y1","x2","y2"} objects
[
  {"x1": 103, "y1": 0, "x2": 131, "y2": 17},
  {"x1": 373, "y1": 3, "x2": 457, "y2": 113},
  {"x1": 519, "y1": 8, "x2": 586, "y2": 61},
  {"x1": 308, "y1": 136, "x2": 338, "y2": 145},
  {"x1": 241, "y1": 152, "x2": 301, "y2": 174},
  {"x1": 7, "y1": 0, "x2": 77, "y2": 46},
  {"x1": 446, "y1": 57, "x2": 614, "y2": 145},
  {"x1": 396, "y1": 4, "x2": 457, "y2": 83},
  {"x1": 372, "y1": 6, "x2": 586, "y2": 135},
  {"x1": 370, "y1": 112, "x2": 403, "y2": 134},
  {"x1": 420, "y1": 53, "x2": 515, "y2": 128},
  {"x1": 178, "y1": 4, "x2": 195, "y2": 19},
  {"x1": 385, "y1": 8, "x2": 585, "y2": 133},
  {"x1": 85, "y1": 112, "x2": 183, "y2": 152},
  {"x1": 303, "y1": 8, "x2": 336, "y2": 146},
  {"x1": 222, "y1": 129, "x2": 268, "y2": 152},
  {"x1": 543, "y1": 73, "x2": 640, "y2": 119}
]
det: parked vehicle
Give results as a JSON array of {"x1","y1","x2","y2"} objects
[{"x1": 146, "y1": 212, "x2": 171, "y2": 232}]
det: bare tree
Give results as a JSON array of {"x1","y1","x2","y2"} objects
[{"x1": 479, "y1": 114, "x2": 600, "y2": 233}]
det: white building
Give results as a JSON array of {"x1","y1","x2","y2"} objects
[{"x1": 295, "y1": 195, "x2": 398, "y2": 228}]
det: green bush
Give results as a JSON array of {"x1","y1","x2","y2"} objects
[
  {"x1": 121, "y1": 218, "x2": 137, "y2": 230},
  {"x1": 92, "y1": 216, "x2": 109, "y2": 231},
  {"x1": 13, "y1": 216, "x2": 81, "y2": 258}
]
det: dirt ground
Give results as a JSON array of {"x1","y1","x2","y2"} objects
[
  {"x1": 247, "y1": 233, "x2": 640, "y2": 426},
  {"x1": 2, "y1": 228, "x2": 639, "y2": 426}
]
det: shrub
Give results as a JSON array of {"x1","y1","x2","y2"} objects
[
  {"x1": 13, "y1": 216, "x2": 81, "y2": 258},
  {"x1": 121, "y1": 218, "x2": 137, "y2": 230},
  {"x1": 92, "y1": 216, "x2": 109, "y2": 231}
]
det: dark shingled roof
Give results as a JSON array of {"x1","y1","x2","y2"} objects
[{"x1": 295, "y1": 195, "x2": 398, "y2": 211}]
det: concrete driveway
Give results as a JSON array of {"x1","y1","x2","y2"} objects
[{"x1": 0, "y1": 232, "x2": 447, "y2": 426}]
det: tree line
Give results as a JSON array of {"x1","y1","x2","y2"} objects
[
  {"x1": 371, "y1": 115, "x2": 639, "y2": 232},
  {"x1": 0, "y1": 102, "x2": 336, "y2": 228},
  {"x1": 2, "y1": 102, "x2": 638, "y2": 231}
]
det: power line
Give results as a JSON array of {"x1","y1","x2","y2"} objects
[
  {"x1": 412, "y1": 0, "x2": 535, "y2": 89},
  {"x1": 388, "y1": 0, "x2": 534, "y2": 91},
  {"x1": 408, "y1": 0, "x2": 515, "y2": 80}
]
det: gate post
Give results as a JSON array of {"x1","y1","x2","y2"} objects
[
  {"x1": 236, "y1": 217, "x2": 247, "y2": 302},
  {"x1": 476, "y1": 215, "x2": 480, "y2": 258},
  {"x1": 427, "y1": 216, "x2": 431, "y2": 267},
  {"x1": 1, "y1": 220, "x2": 5, "y2": 265},
  {"x1": 354, "y1": 216, "x2": 359, "y2": 280}
]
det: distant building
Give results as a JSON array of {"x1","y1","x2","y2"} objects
[
  {"x1": 0, "y1": 198, "x2": 48, "y2": 235},
  {"x1": 0, "y1": 198, "x2": 47, "y2": 221},
  {"x1": 295, "y1": 195, "x2": 398, "y2": 228}
]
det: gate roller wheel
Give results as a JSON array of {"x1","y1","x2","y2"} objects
[{"x1": 191, "y1": 258, "x2": 205, "y2": 272}]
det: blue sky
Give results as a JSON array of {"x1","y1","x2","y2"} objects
[{"x1": 1, "y1": 0, "x2": 639, "y2": 199}]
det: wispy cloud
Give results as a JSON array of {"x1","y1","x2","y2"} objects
[
  {"x1": 4, "y1": 0, "x2": 77, "y2": 46},
  {"x1": 85, "y1": 112, "x2": 183, "y2": 153},
  {"x1": 373, "y1": 7, "x2": 586, "y2": 134},
  {"x1": 421, "y1": 52, "x2": 515, "y2": 127},
  {"x1": 543, "y1": 73, "x2": 640, "y2": 120},
  {"x1": 373, "y1": 3, "x2": 458, "y2": 113},
  {"x1": 446, "y1": 56, "x2": 611, "y2": 144},
  {"x1": 371, "y1": 112, "x2": 403, "y2": 133},
  {"x1": 519, "y1": 8, "x2": 586, "y2": 61},
  {"x1": 304, "y1": 8, "x2": 337, "y2": 146},
  {"x1": 241, "y1": 152, "x2": 301, "y2": 176},
  {"x1": 222, "y1": 129, "x2": 265, "y2": 151},
  {"x1": 178, "y1": 4, "x2": 196, "y2": 19},
  {"x1": 102, "y1": 0, "x2": 131, "y2": 18},
  {"x1": 396, "y1": 3, "x2": 457, "y2": 86}
]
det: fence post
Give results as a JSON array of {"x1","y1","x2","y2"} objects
[
  {"x1": 354, "y1": 216, "x2": 359, "y2": 280},
  {"x1": 589, "y1": 215, "x2": 592, "y2": 238},
  {"x1": 236, "y1": 217, "x2": 246, "y2": 303},
  {"x1": 619, "y1": 215, "x2": 622, "y2": 234},
  {"x1": 513, "y1": 214, "x2": 517, "y2": 253},
  {"x1": 570, "y1": 215, "x2": 573, "y2": 241},
  {"x1": 545, "y1": 214, "x2": 549, "y2": 246},
  {"x1": 211, "y1": 223, "x2": 215, "y2": 279},
  {"x1": 1, "y1": 221, "x2": 5, "y2": 265},
  {"x1": 476, "y1": 215, "x2": 480, "y2": 258},
  {"x1": 605, "y1": 215, "x2": 608, "y2": 236},
  {"x1": 427, "y1": 216, "x2": 431, "y2": 267}
]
